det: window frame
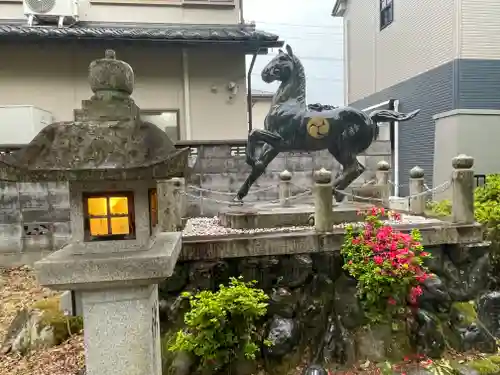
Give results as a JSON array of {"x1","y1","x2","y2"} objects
[
  {"x1": 380, "y1": 0, "x2": 394, "y2": 31},
  {"x1": 83, "y1": 191, "x2": 136, "y2": 242},
  {"x1": 140, "y1": 109, "x2": 181, "y2": 142}
]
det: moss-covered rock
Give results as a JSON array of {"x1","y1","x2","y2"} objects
[
  {"x1": 468, "y1": 357, "x2": 500, "y2": 374},
  {"x1": 32, "y1": 297, "x2": 83, "y2": 343},
  {"x1": 6, "y1": 296, "x2": 83, "y2": 355}
]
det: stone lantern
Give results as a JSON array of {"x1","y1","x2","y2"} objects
[{"x1": 0, "y1": 50, "x2": 189, "y2": 375}]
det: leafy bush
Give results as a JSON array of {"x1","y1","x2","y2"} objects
[
  {"x1": 168, "y1": 277, "x2": 269, "y2": 373},
  {"x1": 475, "y1": 175, "x2": 500, "y2": 241},
  {"x1": 341, "y1": 207, "x2": 431, "y2": 323},
  {"x1": 426, "y1": 200, "x2": 452, "y2": 217}
]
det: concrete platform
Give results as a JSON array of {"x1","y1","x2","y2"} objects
[
  {"x1": 180, "y1": 222, "x2": 485, "y2": 261},
  {"x1": 218, "y1": 201, "x2": 377, "y2": 229}
]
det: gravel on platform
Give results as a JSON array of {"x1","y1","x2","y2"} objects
[{"x1": 182, "y1": 215, "x2": 443, "y2": 237}]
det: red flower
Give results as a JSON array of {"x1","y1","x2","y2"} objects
[
  {"x1": 388, "y1": 297, "x2": 396, "y2": 305},
  {"x1": 374, "y1": 255, "x2": 384, "y2": 265}
]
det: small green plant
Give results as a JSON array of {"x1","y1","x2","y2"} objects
[
  {"x1": 168, "y1": 277, "x2": 269, "y2": 372},
  {"x1": 341, "y1": 207, "x2": 431, "y2": 323},
  {"x1": 424, "y1": 359, "x2": 459, "y2": 375},
  {"x1": 426, "y1": 200, "x2": 452, "y2": 217}
]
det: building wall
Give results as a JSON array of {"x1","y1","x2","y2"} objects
[
  {"x1": 459, "y1": 0, "x2": 500, "y2": 59},
  {"x1": 350, "y1": 62, "x2": 455, "y2": 196},
  {"x1": 350, "y1": 58, "x2": 500, "y2": 196},
  {"x1": 433, "y1": 109, "x2": 500, "y2": 200},
  {"x1": 343, "y1": 0, "x2": 456, "y2": 103},
  {"x1": 251, "y1": 98, "x2": 272, "y2": 130},
  {"x1": 0, "y1": 42, "x2": 248, "y2": 141},
  {"x1": 1, "y1": 0, "x2": 240, "y2": 24}
]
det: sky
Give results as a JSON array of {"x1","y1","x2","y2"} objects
[{"x1": 243, "y1": 0, "x2": 344, "y2": 105}]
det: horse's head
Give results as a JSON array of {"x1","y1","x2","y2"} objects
[{"x1": 261, "y1": 44, "x2": 296, "y2": 84}]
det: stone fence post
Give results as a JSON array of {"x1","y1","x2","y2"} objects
[
  {"x1": 158, "y1": 177, "x2": 186, "y2": 232},
  {"x1": 409, "y1": 166, "x2": 425, "y2": 215},
  {"x1": 451, "y1": 154, "x2": 475, "y2": 224},
  {"x1": 279, "y1": 170, "x2": 292, "y2": 207},
  {"x1": 313, "y1": 168, "x2": 333, "y2": 232},
  {"x1": 375, "y1": 160, "x2": 391, "y2": 206}
]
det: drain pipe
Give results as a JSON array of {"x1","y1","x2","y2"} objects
[
  {"x1": 247, "y1": 49, "x2": 259, "y2": 133},
  {"x1": 392, "y1": 99, "x2": 400, "y2": 197},
  {"x1": 182, "y1": 48, "x2": 192, "y2": 140}
]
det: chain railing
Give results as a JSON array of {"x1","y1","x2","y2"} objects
[{"x1": 182, "y1": 179, "x2": 452, "y2": 209}]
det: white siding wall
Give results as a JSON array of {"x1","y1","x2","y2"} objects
[
  {"x1": 460, "y1": 0, "x2": 500, "y2": 59},
  {"x1": 344, "y1": 0, "x2": 457, "y2": 103}
]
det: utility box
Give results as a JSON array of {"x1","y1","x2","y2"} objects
[{"x1": 0, "y1": 105, "x2": 53, "y2": 145}]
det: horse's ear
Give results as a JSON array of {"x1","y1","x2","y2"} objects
[
  {"x1": 285, "y1": 44, "x2": 294, "y2": 57},
  {"x1": 278, "y1": 48, "x2": 284, "y2": 54}
]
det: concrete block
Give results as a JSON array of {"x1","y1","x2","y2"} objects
[{"x1": 0, "y1": 224, "x2": 22, "y2": 253}]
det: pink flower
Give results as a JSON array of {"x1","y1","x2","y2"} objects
[{"x1": 374, "y1": 256, "x2": 384, "y2": 265}]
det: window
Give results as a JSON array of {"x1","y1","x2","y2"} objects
[
  {"x1": 148, "y1": 188, "x2": 158, "y2": 234},
  {"x1": 141, "y1": 110, "x2": 180, "y2": 142},
  {"x1": 380, "y1": 0, "x2": 393, "y2": 30},
  {"x1": 83, "y1": 192, "x2": 135, "y2": 241}
]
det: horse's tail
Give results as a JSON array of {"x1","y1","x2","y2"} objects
[{"x1": 369, "y1": 108, "x2": 420, "y2": 123}]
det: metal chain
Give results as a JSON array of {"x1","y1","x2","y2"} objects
[
  {"x1": 187, "y1": 184, "x2": 276, "y2": 196},
  {"x1": 182, "y1": 180, "x2": 451, "y2": 207}
]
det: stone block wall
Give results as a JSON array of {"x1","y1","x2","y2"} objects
[
  {"x1": 159, "y1": 241, "x2": 495, "y2": 371},
  {"x1": 0, "y1": 140, "x2": 391, "y2": 265},
  {"x1": 0, "y1": 181, "x2": 71, "y2": 264},
  {"x1": 182, "y1": 139, "x2": 392, "y2": 216}
]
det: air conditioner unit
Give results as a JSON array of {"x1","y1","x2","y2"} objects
[{"x1": 23, "y1": 0, "x2": 79, "y2": 28}]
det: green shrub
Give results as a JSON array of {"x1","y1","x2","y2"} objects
[
  {"x1": 168, "y1": 277, "x2": 269, "y2": 373},
  {"x1": 426, "y1": 200, "x2": 452, "y2": 217}
]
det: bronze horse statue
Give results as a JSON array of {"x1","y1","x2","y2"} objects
[{"x1": 236, "y1": 44, "x2": 420, "y2": 202}]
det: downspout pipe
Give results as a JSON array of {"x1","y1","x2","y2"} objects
[
  {"x1": 247, "y1": 49, "x2": 259, "y2": 133},
  {"x1": 182, "y1": 48, "x2": 192, "y2": 140}
]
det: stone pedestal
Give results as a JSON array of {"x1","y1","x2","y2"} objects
[
  {"x1": 34, "y1": 232, "x2": 182, "y2": 375},
  {"x1": 279, "y1": 170, "x2": 292, "y2": 207},
  {"x1": 313, "y1": 168, "x2": 333, "y2": 232},
  {"x1": 82, "y1": 285, "x2": 161, "y2": 375},
  {"x1": 375, "y1": 160, "x2": 391, "y2": 206},
  {"x1": 409, "y1": 166, "x2": 425, "y2": 215},
  {"x1": 451, "y1": 154, "x2": 475, "y2": 224}
]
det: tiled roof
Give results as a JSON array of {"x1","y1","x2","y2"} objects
[{"x1": 0, "y1": 21, "x2": 282, "y2": 47}]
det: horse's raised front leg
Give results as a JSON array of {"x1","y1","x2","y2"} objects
[
  {"x1": 245, "y1": 129, "x2": 284, "y2": 167},
  {"x1": 237, "y1": 143, "x2": 279, "y2": 201}
]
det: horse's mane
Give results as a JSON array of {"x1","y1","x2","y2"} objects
[{"x1": 290, "y1": 54, "x2": 306, "y2": 104}]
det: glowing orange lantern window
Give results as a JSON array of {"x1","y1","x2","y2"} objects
[{"x1": 83, "y1": 192, "x2": 135, "y2": 241}]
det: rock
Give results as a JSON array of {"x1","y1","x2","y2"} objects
[
  {"x1": 263, "y1": 316, "x2": 299, "y2": 359},
  {"x1": 268, "y1": 287, "x2": 297, "y2": 318},
  {"x1": 238, "y1": 256, "x2": 279, "y2": 290},
  {"x1": 188, "y1": 260, "x2": 230, "y2": 291},
  {"x1": 277, "y1": 254, "x2": 313, "y2": 288},
  {"x1": 334, "y1": 275, "x2": 365, "y2": 329},
  {"x1": 321, "y1": 315, "x2": 355, "y2": 365},
  {"x1": 301, "y1": 364, "x2": 328, "y2": 375},
  {"x1": 312, "y1": 252, "x2": 343, "y2": 282},
  {"x1": 168, "y1": 351, "x2": 194, "y2": 375},
  {"x1": 417, "y1": 274, "x2": 451, "y2": 314},
  {"x1": 477, "y1": 291, "x2": 500, "y2": 338},
  {"x1": 354, "y1": 324, "x2": 397, "y2": 362},
  {"x1": 3, "y1": 297, "x2": 83, "y2": 355},
  {"x1": 159, "y1": 263, "x2": 189, "y2": 296},
  {"x1": 228, "y1": 357, "x2": 257, "y2": 375},
  {"x1": 413, "y1": 309, "x2": 446, "y2": 358}
]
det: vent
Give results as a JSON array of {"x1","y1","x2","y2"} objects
[{"x1": 25, "y1": 0, "x2": 56, "y2": 13}]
